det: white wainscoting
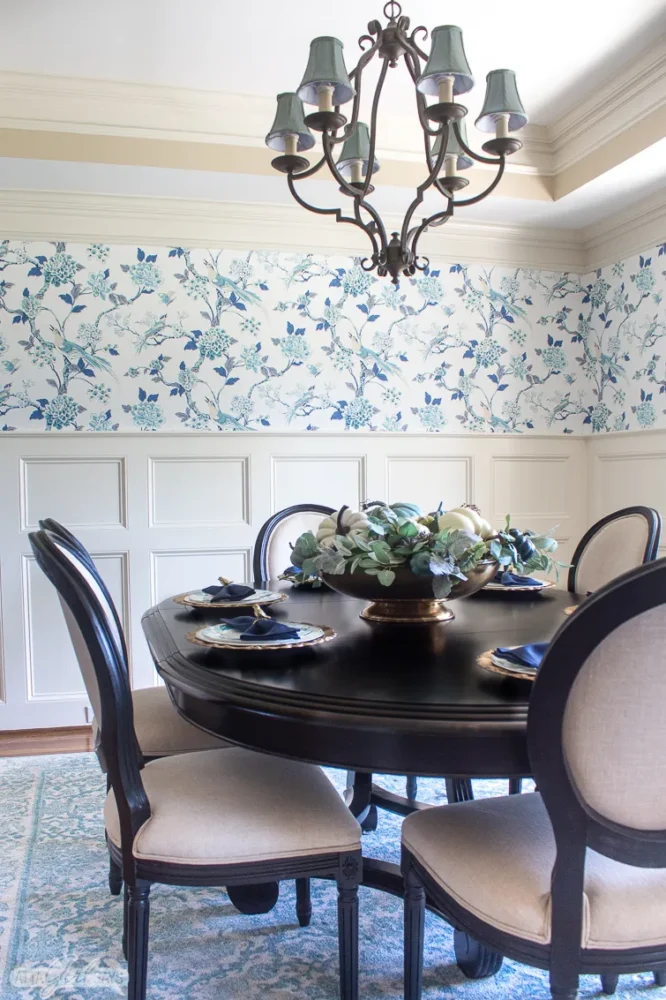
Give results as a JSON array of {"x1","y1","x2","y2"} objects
[
  {"x1": 587, "y1": 431, "x2": 666, "y2": 561},
  {"x1": 0, "y1": 433, "x2": 589, "y2": 730}
]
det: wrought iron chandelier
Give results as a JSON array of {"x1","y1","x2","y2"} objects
[{"x1": 266, "y1": 2, "x2": 527, "y2": 284}]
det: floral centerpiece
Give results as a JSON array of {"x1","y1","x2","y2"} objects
[{"x1": 285, "y1": 501, "x2": 559, "y2": 623}]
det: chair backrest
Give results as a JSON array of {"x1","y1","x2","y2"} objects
[
  {"x1": 528, "y1": 559, "x2": 666, "y2": 952},
  {"x1": 29, "y1": 529, "x2": 149, "y2": 859},
  {"x1": 39, "y1": 518, "x2": 129, "y2": 668},
  {"x1": 568, "y1": 506, "x2": 661, "y2": 595},
  {"x1": 253, "y1": 504, "x2": 334, "y2": 582}
]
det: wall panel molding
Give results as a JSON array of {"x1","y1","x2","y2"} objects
[
  {"x1": 148, "y1": 456, "x2": 250, "y2": 527},
  {"x1": 19, "y1": 456, "x2": 127, "y2": 530}
]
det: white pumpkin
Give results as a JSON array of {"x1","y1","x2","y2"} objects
[
  {"x1": 437, "y1": 510, "x2": 476, "y2": 534},
  {"x1": 477, "y1": 518, "x2": 495, "y2": 540},
  {"x1": 316, "y1": 506, "x2": 371, "y2": 546},
  {"x1": 448, "y1": 506, "x2": 483, "y2": 534}
]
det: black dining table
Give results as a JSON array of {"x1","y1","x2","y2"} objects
[{"x1": 142, "y1": 580, "x2": 581, "y2": 977}]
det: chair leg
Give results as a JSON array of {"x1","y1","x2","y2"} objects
[
  {"x1": 109, "y1": 854, "x2": 123, "y2": 896},
  {"x1": 122, "y1": 884, "x2": 129, "y2": 961},
  {"x1": 337, "y1": 878, "x2": 359, "y2": 1000},
  {"x1": 403, "y1": 862, "x2": 426, "y2": 1000},
  {"x1": 600, "y1": 973, "x2": 619, "y2": 994},
  {"x1": 549, "y1": 969, "x2": 579, "y2": 999},
  {"x1": 655, "y1": 970, "x2": 666, "y2": 986},
  {"x1": 127, "y1": 881, "x2": 151, "y2": 1000},
  {"x1": 406, "y1": 775, "x2": 418, "y2": 800},
  {"x1": 508, "y1": 778, "x2": 523, "y2": 796},
  {"x1": 295, "y1": 878, "x2": 312, "y2": 927}
]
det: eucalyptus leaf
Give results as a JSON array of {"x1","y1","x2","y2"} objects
[
  {"x1": 377, "y1": 569, "x2": 396, "y2": 587},
  {"x1": 432, "y1": 575, "x2": 454, "y2": 599}
]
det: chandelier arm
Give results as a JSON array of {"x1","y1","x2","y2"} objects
[
  {"x1": 353, "y1": 200, "x2": 381, "y2": 259},
  {"x1": 451, "y1": 120, "x2": 503, "y2": 167},
  {"x1": 286, "y1": 171, "x2": 379, "y2": 256},
  {"x1": 407, "y1": 23, "x2": 429, "y2": 61},
  {"x1": 400, "y1": 122, "x2": 449, "y2": 247},
  {"x1": 320, "y1": 132, "x2": 388, "y2": 248},
  {"x1": 452, "y1": 157, "x2": 506, "y2": 206},
  {"x1": 329, "y1": 35, "x2": 382, "y2": 147},
  {"x1": 358, "y1": 55, "x2": 389, "y2": 199},
  {"x1": 409, "y1": 208, "x2": 453, "y2": 259},
  {"x1": 403, "y1": 50, "x2": 445, "y2": 138}
]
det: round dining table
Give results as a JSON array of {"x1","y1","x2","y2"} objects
[{"x1": 141, "y1": 581, "x2": 581, "y2": 978}]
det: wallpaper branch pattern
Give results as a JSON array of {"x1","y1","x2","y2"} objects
[{"x1": 0, "y1": 239, "x2": 665, "y2": 433}]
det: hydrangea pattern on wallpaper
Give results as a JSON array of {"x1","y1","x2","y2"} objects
[{"x1": 0, "y1": 240, "x2": 664, "y2": 433}]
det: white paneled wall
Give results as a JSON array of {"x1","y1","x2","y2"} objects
[
  {"x1": 0, "y1": 433, "x2": 590, "y2": 730},
  {"x1": 588, "y1": 432, "x2": 666, "y2": 560}
]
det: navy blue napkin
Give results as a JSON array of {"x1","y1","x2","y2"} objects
[
  {"x1": 219, "y1": 616, "x2": 301, "y2": 641},
  {"x1": 493, "y1": 571, "x2": 542, "y2": 587},
  {"x1": 494, "y1": 642, "x2": 548, "y2": 670},
  {"x1": 202, "y1": 583, "x2": 256, "y2": 602}
]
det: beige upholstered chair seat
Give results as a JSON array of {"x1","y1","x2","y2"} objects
[
  {"x1": 92, "y1": 686, "x2": 229, "y2": 757},
  {"x1": 105, "y1": 747, "x2": 361, "y2": 865},
  {"x1": 402, "y1": 792, "x2": 666, "y2": 949}
]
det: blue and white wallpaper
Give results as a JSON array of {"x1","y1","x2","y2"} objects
[{"x1": 0, "y1": 239, "x2": 664, "y2": 433}]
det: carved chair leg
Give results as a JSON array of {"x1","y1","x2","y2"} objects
[
  {"x1": 337, "y1": 875, "x2": 359, "y2": 1000},
  {"x1": 109, "y1": 854, "x2": 123, "y2": 896},
  {"x1": 406, "y1": 776, "x2": 418, "y2": 800},
  {"x1": 127, "y1": 881, "x2": 151, "y2": 1000},
  {"x1": 600, "y1": 972, "x2": 619, "y2": 994},
  {"x1": 654, "y1": 970, "x2": 666, "y2": 986},
  {"x1": 445, "y1": 778, "x2": 474, "y2": 803},
  {"x1": 403, "y1": 861, "x2": 426, "y2": 1000},
  {"x1": 295, "y1": 878, "x2": 312, "y2": 927}
]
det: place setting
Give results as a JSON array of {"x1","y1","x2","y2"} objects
[
  {"x1": 477, "y1": 641, "x2": 547, "y2": 682},
  {"x1": 175, "y1": 577, "x2": 337, "y2": 651}
]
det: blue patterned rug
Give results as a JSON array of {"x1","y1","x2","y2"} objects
[{"x1": 0, "y1": 754, "x2": 664, "y2": 999}]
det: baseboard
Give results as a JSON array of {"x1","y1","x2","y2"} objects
[{"x1": 0, "y1": 725, "x2": 94, "y2": 757}]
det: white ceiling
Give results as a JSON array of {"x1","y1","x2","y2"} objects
[{"x1": 1, "y1": 0, "x2": 665, "y2": 125}]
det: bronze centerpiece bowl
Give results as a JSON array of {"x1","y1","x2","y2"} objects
[{"x1": 321, "y1": 560, "x2": 498, "y2": 623}]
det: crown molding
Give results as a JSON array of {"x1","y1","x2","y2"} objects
[
  {"x1": 0, "y1": 71, "x2": 548, "y2": 174},
  {"x1": 0, "y1": 188, "x2": 583, "y2": 271},
  {"x1": 549, "y1": 33, "x2": 666, "y2": 176},
  {"x1": 582, "y1": 187, "x2": 666, "y2": 270}
]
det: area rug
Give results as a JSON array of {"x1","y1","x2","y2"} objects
[{"x1": 0, "y1": 754, "x2": 663, "y2": 999}]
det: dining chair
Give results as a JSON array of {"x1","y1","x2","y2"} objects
[
  {"x1": 567, "y1": 505, "x2": 661, "y2": 595},
  {"x1": 39, "y1": 518, "x2": 230, "y2": 897},
  {"x1": 252, "y1": 503, "x2": 335, "y2": 582},
  {"x1": 401, "y1": 557, "x2": 666, "y2": 999},
  {"x1": 30, "y1": 528, "x2": 362, "y2": 1000}
]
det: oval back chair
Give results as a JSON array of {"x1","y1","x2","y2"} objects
[
  {"x1": 401, "y1": 557, "x2": 666, "y2": 999},
  {"x1": 29, "y1": 529, "x2": 362, "y2": 1000},
  {"x1": 253, "y1": 504, "x2": 334, "y2": 582},
  {"x1": 568, "y1": 506, "x2": 661, "y2": 595}
]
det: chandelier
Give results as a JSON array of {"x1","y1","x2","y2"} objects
[{"x1": 265, "y1": 2, "x2": 527, "y2": 284}]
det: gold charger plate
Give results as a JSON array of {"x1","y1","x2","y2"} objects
[
  {"x1": 477, "y1": 649, "x2": 537, "y2": 683},
  {"x1": 174, "y1": 590, "x2": 287, "y2": 610},
  {"x1": 484, "y1": 580, "x2": 554, "y2": 593},
  {"x1": 187, "y1": 621, "x2": 336, "y2": 652}
]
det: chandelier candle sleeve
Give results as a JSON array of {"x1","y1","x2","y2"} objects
[{"x1": 267, "y1": 3, "x2": 527, "y2": 284}]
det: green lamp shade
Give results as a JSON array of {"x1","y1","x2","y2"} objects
[
  {"x1": 475, "y1": 69, "x2": 528, "y2": 132},
  {"x1": 297, "y1": 36, "x2": 355, "y2": 106},
  {"x1": 416, "y1": 26, "x2": 473, "y2": 97},
  {"x1": 337, "y1": 123, "x2": 379, "y2": 177},
  {"x1": 432, "y1": 120, "x2": 473, "y2": 170},
  {"x1": 265, "y1": 92, "x2": 315, "y2": 152}
]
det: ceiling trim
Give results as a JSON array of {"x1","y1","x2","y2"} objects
[
  {"x1": 583, "y1": 187, "x2": 666, "y2": 269},
  {"x1": 0, "y1": 188, "x2": 583, "y2": 270},
  {"x1": 1, "y1": 53, "x2": 665, "y2": 198}
]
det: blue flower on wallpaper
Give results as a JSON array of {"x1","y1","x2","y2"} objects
[{"x1": 0, "y1": 239, "x2": 665, "y2": 433}]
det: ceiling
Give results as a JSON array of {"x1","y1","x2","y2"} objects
[{"x1": 0, "y1": 0, "x2": 665, "y2": 253}]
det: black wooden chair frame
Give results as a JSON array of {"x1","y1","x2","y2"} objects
[
  {"x1": 567, "y1": 505, "x2": 661, "y2": 594},
  {"x1": 30, "y1": 529, "x2": 361, "y2": 1000},
  {"x1": 402, "y1": 557, "x2": 666, "y2": 1000},
  {"x1": 252, "y1": 503, "x2": 335, "y2": 582}
]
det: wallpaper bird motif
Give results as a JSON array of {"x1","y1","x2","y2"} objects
[{"x1": 0, "y1": 240, "x2": 664, "y2": 433}]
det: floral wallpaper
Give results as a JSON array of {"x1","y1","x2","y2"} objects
[{"x1": 0, "y1": 239, "x2": 664, "y2": 433}]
